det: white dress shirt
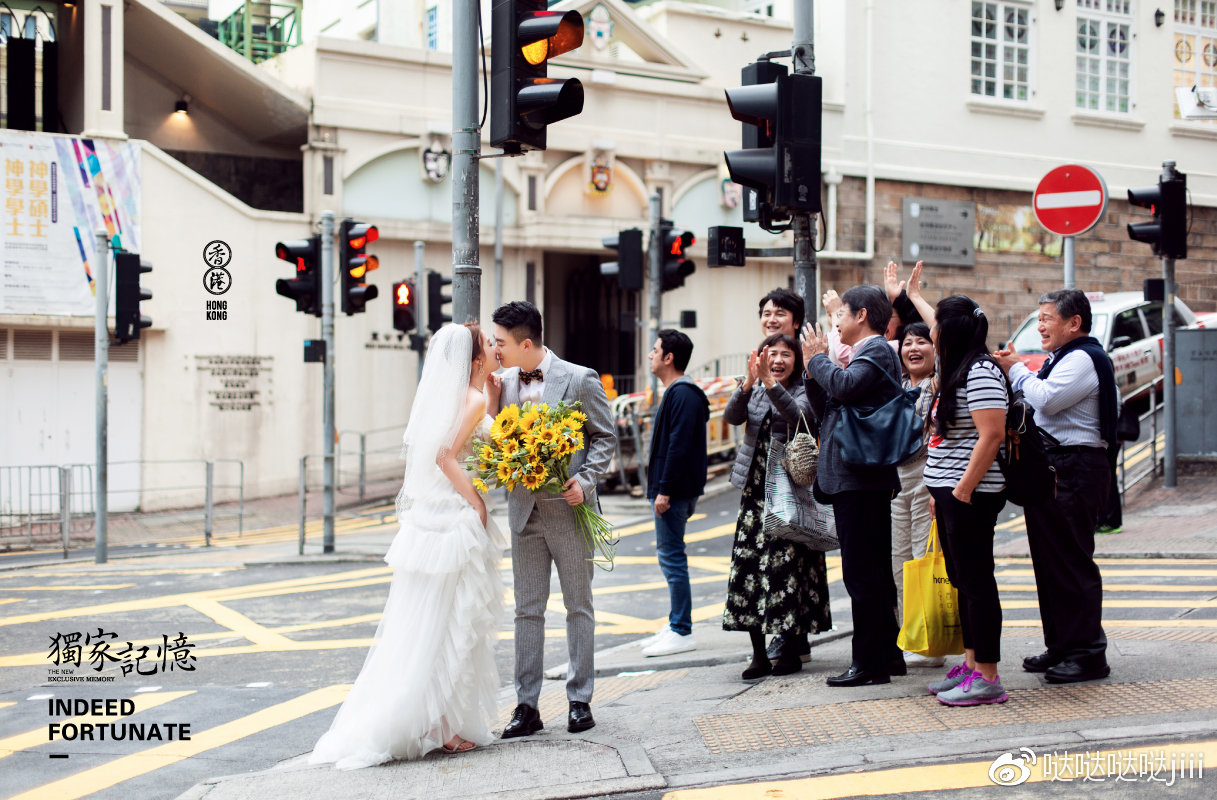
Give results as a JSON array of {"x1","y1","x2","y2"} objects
[
  {"x1": 1008, "y1": 349, "x2": 1106, "y2": 448},
  {"x1": 518, "y1": 348, "x2": 555, "y2": 404}
]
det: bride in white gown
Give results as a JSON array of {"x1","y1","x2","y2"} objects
[{"x1": 310, "y1": 323, "x2": 506, "y2": 769}]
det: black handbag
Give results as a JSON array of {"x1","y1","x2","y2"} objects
[
  {"x1": 833, "y1": 356, "x2": 925, "y2": 468},
  {"x1": 1115, "y1": 404, "x2": 1140, "y2": 443}
]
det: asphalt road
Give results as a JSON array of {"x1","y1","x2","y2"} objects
[{"x1": 0, "y1": 491, "x2": 756, "y2": 800}]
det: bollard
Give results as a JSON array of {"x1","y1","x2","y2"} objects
[
  {"x1": 59, "y1": 466, "x2": 71, "y2": 559},
  {"x1": 298, "y1": 456, "x2": 308, "y2": 556},
  {"x1": 204, "y1": 461, "x2": 214, "y2": 546},
  {"x1": 359, "y1": 432, "x2": 367, "y2": 501}
]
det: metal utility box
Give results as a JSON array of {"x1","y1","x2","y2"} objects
[{"x1": 1177, "y1": 327, "x2": 1217, "y2": 457}]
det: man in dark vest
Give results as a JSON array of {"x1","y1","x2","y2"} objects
[{"x1": 994, "y1": 289, "x2": 1117, "y2": 684}]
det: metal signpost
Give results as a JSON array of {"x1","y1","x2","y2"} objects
[{"x1": 1032, "y1": 164, "x2": 1109, "y2": 289}]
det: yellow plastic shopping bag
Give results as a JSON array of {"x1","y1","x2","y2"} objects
[{"x1": 896, "y1": 521, "x2": 965, "y2": 657}]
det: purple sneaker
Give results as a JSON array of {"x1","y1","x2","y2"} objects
[
  {"x1": 927, "y1": 663, "x2": 971, "y2": 695},
  {"x1": 936, "y1": 671, "x2": 1009, "y2": 706}
]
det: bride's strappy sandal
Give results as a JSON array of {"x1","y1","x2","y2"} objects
[{"x1": 440, "y1": 737, "x2": 476, "y2": 754}]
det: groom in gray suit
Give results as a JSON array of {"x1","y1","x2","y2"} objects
[{"x1": 487, "y1": 301, "x2": 616, "y2": 738}]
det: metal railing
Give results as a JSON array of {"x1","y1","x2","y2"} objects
[
  {"x1": 1116, "y1": 376, "x2": 1167, "y2": 496},
  {"x1": 689, "y1": 353, "x2": 750, "y2": 381},
  {"x1": 0, "y1": 460, "x2": 243, "y2": 553},
  {"x1": 335, "y1": 425, "x2": 408, "y2": 502}
]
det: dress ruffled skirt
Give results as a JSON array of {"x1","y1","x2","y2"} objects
[{"x1": 309, "y1": 487, "x2": 506, "y2": 769}]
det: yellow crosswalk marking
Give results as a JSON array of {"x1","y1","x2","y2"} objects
[
  {"x1": 6, "y1": 685, "x2": 350, "y2": 800},
  {"x1": 685, "y1": 523, "x2": 737, "y2": 543},
  {"x1": 0, "y1": 584, "x2": 134, "y2": 592},
  {"x1": 664, "y1": 738, "x2": 1217, "y2": 800},
  {"x1": 0, "y1": 691, "x2": 194, "y2": 760}
]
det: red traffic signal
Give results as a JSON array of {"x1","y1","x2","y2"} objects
[
  {"x1": 274, "y1": 236, "x2": 321, "y2": 316},
  {"x1": 340, "y1": 219, "x2": 380, "y2": 315},
  {"x1": 660, "y1": 220, "x2": 695, "y2": 292}
]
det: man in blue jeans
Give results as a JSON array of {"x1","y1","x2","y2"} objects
[{"x1": 642, "y1": 330, "x2": 709, "y2": 657}]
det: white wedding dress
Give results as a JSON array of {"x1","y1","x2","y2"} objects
[{"x1": 310, "y1": 416, "x2": 506, "y2": 769}]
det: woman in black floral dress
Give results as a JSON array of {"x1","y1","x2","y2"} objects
[{"x1": 722, "y1": 334, "x2": 833, "y2": 680}]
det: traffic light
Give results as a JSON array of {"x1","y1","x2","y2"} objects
[
  {"x1": 339, "y1": 219, "x2": 380, "y2": 315},
  {"x1": 426, "y1": 270, "x2": 453, "y2": 333},
  {"x1": 731, "y1": 61, "x2": 785, "y2": 223},
  {"x1": 275, "y1": 235, "x2": 321, "y2": 316},
  {"x1": 490, "y1": 0, "x2": 585, "y2": 154},
  {"x1": 659, "y1": 219, "x2": 695, "y2": 292},
  {"x1": 114, "y1": 251, "x2": 152, "y2": 343},
  {"x1": 392, "y1": 280, "x2": 417, "y2": 333},
  {"x1": 723, "y1": 68, "x2": 823, "y2": 226},
  {"x1": 1127, "y1": 168, "x2": 1188, "y2": 260},
  {"x1": 600, "y1": 228, "x2": 644, "y2": 290}
]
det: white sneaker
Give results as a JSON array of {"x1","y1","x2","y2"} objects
[
  {"x1": 641, "y1": 627, "x2": 697, "y2": 657},
  {"x1": 638, "y1": 624, "x2": 669, "y2": 648},
  {"x1": 904, "y1": 651, "x2": 947, "y2": 668}
]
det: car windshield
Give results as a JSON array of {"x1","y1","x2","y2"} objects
[{"x1": 1009, "y1": 311, "x2": 1111, "y2": 353}]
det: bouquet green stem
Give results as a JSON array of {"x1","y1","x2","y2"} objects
[{"x1": 552, "y1": 463, "x2": 617, "y2": 571}]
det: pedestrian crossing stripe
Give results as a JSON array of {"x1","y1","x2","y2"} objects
[
  {"x1": 5, "y1": 684, "x2": 350, "y2": 800},
  {"x1": 662, "y1": 738, "x2": 1216, "y2": 800},
  {"x1": 0, "y1": 691, "x2": 194, "y2": 760}
]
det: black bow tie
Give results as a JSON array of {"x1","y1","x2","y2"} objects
[{"x1": 519, "y1": 368, "x2": 544, "y2": 386}]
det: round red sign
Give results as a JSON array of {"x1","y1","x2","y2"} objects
[{"x1": 1033, "y1": 164, "x2": 1108, "y2": 237}]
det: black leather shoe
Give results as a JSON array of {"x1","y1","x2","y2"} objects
[
  {"x1": 741, "y1": 656, "x2": 772, "y2": 682},
  {"x1": 771, "y1": 655, "x2": 803, "y2": 676},
  {"x1": 501, "y1": 703, "x2": 543, "y2": 739},
  {"x1": 1022, "y1": 650, "x2": 1065, "y2": 673},
  {"x1": 567, "y1": 701, "x2": 595, "y2": 733},
  {"x1": 826, "y1": 665, "x2": 891, "y2": 687},
  {"x1": 1044, "y1": 659, "x2": 1110, "y2": 684},
  {"x1": 888, "y1": 655, "x2": 908, "y2": 677}
]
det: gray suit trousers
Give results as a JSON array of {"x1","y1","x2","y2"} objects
[{"x1": 512, "y1": 494, "x2": 595, "y2": 707}]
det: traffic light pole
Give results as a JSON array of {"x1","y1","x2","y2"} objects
[
  {"x1": 415, "y1": 240, "x2": 427, "y2": 381},
  {"x1": 648, "y1": 193, "x2": 662, "y2": 400},
  {"x1": 94, "y1": 228, "x2": 110, "y2": 564},
  {"x1": 320, "y1": 211, "x2": 336, "y2": 553},
  {"x1": 1164, "y1": 255, "x2": 1177, "y2": 489},
  {"x1": 792, "y1": 0, "x2": 819, "y2": 325},
  {"x1": 452, "y1": 0, "x2": 481, "y2": 324}
]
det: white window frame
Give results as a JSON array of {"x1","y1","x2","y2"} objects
[
  {"x1": 1075, "y1": 0, "x2": 1135, "y2": 114},
  {"x1": 1173, "y1": 0, "x2": 1217, "y2": 120},
  {"x1": 970, "y1": 1, "x2": 1035, "y2": 103},
  {"x1": 425, "y1": 6, "x2": 439, "y2": 51}
]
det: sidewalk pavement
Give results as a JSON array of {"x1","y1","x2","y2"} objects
[{"x1": 171, "y1": 468, "x2": 1217, "y2": 800}]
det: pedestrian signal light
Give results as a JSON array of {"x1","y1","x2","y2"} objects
[
  {"x1": 427, "y1": 270, "x2": 454, "y2": 333},
  {"x1": 393, "y1": 280, "x2": 417, "y2": 333},
  {"x1": 659, "y1": 219, "x2": 696, "y2": 292},
  {"x1": 274, "y1": 235, "x2": 321, "y2": 316},
  {"x1": 491, "y1": 0, "x2": 585, "y2": 153}
]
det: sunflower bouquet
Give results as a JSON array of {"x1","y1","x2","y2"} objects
[{"x1": 466, "y1": 400, "x2": 617, "y2": 570}]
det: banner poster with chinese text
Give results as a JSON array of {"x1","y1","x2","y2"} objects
[{"x1": 1, "y1": 131, "x2": 141, "y2": 316}]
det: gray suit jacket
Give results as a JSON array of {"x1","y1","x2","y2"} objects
[
  {"x1": 497, "y1": 354, "x2": 617, "y2": 534},
  {"x1": 804, "y1": 335, "x2": 903, "y2": 496}
]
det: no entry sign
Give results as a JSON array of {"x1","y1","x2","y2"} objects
[{"x1": 1033, "y1": 164, "x2": 1108, "y2": 236}]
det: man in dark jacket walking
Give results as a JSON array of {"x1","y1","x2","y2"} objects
[
  {"x1": 643, "y1": 330, "x2": 710, "y2": 657},
  {"x1": 802, "y1": 285, "x2": 904, "y2": 687}
]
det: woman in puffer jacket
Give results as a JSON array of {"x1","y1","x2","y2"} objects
[{"x1": 722, "y1": 333, "x2": 833, "y2": 681}]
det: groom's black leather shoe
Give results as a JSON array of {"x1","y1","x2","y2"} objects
[
  {"x1": 826, "y1": 665, "x2": 891, "y2": 687},
  {"x1": 567, "y1": 701, "x2": 595, "y2": 733},
  {"x1": 501, "y1": 703, "x2": 543, "y2": 739}
]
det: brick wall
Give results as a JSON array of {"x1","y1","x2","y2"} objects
[{"x1": 822, "y1": 177, "x2": 1217, "y2": 337}]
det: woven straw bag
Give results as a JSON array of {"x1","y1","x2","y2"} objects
[{"x1": 782, "y1": 414, "x2": 818, "y2": 487}]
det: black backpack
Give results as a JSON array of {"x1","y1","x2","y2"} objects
[{"x1": 997, "y1": 385, "x2": 1057, "y2": 506}]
